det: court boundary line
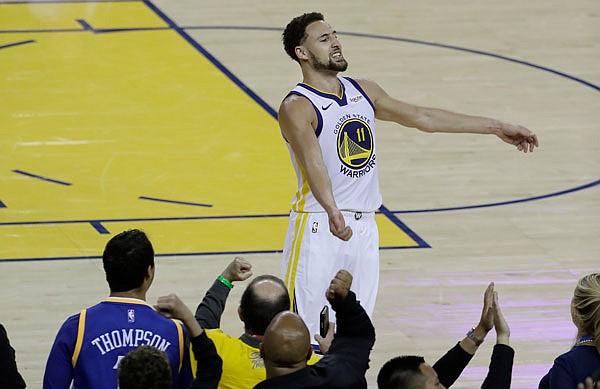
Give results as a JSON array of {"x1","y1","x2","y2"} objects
[
  {"x1": 0, "y1": 245, "x2": 424, "y2": 263},
  {"x1": 142, "y1": 0, "x2": 277, "y2": 118},
  {"x1": 1, "y1": 181, "x2": 596, "y2": 225},
  {"x1": 0, "y1": 0, "x2": 138, "y2": 4}
]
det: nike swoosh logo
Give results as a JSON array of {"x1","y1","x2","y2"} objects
[{"x1": 322, "y1": 102, "x2": 333, "y2": 110}]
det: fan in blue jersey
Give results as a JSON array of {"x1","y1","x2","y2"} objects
[{"x1": 43, "y1": 229, "x2": 193, "y2": 389}]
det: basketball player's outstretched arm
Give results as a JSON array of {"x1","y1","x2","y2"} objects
[
  {"x1": 279, "y1": 95, "x2": 352, "y2": 241},
  {"x1": 355, "y1": 78, "x2": 539, "y2": 153}
]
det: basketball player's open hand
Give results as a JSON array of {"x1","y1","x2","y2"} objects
[
  {"x1": 328, "y1": 209, "x2": 353, "y2": 241},
  {"x1": 496, "y1": 122, "x2": 539, "y2": 153},
  {"x1": 222, "y1": 256, "x2": 253, "y2": 283}
]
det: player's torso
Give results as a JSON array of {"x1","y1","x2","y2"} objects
[{"x1": 287, "y1": 77, "x2": 382, "y2": 212}]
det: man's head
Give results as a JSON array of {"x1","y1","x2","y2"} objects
[
  {"x1": 103, "y1": 229, "x2": 155, "y2": 293},
  {"x1": 118, "y1": 345, "x2": 172, "y2": 389},
  {"x1": 239, "y1": 275, "x2": 290, "y2": 335},
  {"x1": 282, "y1": 12, "x2": 348, "y2": 72},
  {"x1": 260, "y1": 311, "x2": 312, "y2": 372},
  {"x1": 378, "y1": 356, "x2": 446, "y2": 389}
]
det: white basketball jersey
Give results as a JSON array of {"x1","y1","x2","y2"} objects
[{"x1": 285, "y1": 77, "x2": 382, "y2": 212}]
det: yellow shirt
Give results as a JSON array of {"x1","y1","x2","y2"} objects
[{"x1": 192, "y1": 329, "x2": 320, "y2": 389}]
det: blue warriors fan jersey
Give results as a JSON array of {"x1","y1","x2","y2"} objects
[
  {"x1": 43, "y1": 297, "x2": 193, "y2": 389},
  {"x1": 286, "y1": 77, "x2": 382, "y2": 213}
]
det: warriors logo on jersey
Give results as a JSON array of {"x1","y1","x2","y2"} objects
[{"x1": 337, "y1": 118, "x2": 374, "y2": 169}]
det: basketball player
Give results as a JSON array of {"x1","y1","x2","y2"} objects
[
  {"x1": 280, "y1": 12, "x2": 539, "y2": 344},
  {"x1": 43, "y1": 229, "x2": 193, "y2": 389}
]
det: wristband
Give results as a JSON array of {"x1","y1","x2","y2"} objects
[
  {"x1": 466, "y1": 327, "x2": 484, "y2": 346},
  {"x1": 217, "y1": 275, "x2": 234, "y2": 289}
]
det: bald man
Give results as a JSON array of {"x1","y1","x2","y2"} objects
[
  {"x1": 255, "y1": 270, "x2": 375, "y2": 389},
  {"x1": 193, "y1": 257, "x2": 319, "y2": 389}
]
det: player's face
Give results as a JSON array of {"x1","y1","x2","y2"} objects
[
  {"x1": 419, "y1": 363, "x2": 446, "y2": 389},
  {"x1": 302, "y1": 21, "x2": 348, "y2": 72}
]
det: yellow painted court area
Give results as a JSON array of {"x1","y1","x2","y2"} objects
[{"x1": 0, "y1": 1, "x2": 421, "y2": 261}]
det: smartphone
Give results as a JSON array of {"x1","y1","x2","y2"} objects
[{"x1": 319, "y1": 305, "x2": 329, "y2": 337}]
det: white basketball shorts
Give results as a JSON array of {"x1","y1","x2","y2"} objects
[{"x1": 282, "y1": 210, "x2": 379, "y2": 342}]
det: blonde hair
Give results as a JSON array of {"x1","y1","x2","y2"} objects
[{"x1": 572, "y1": 272, "x2": 600, "y2": 353}]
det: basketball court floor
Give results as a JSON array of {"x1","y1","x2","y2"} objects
[{"x1": 1, "y1": 0, "x2": 598, "y2": 387}]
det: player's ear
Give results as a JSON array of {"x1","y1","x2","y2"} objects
[
  {"x1": 146, "y1": 265, "x2": 155, "y2": 281},
  {"x1": 295, "y1": 46, "x2": 308, "y2": 61}
]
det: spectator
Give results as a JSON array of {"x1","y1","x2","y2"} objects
[
  {"x1": 377, "y1": 282, "x2": 514, "y2": 388},
  {"x1": 193, "y1": 257, "x2": 320, "y2": 389},
  {"x1": 255, "y1": 269, "x2": 375, "y2": 388},
  {"x1": 0, "y1": 323, "x2": 26, "y2": 388},
  {"x1": 155, "y1": 293, "x2": 223, "y2": 389},
  {"x1": 539, "y1": 272, "x2": 600, "y2": 388},
  {"x1": 43, "y1": 229, "x2": 193, "y2": 389},
  {"x1": 118, "y1": 346, "x2": 172, "y2": 389}
]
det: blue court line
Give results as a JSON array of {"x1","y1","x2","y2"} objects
[
  {"x1": 0, "y1": 28, "x2": 83, "y2": 34},
  {"x1": 0, "y1": 25, "x2": 246, "y2": 35},
  {"x1": 0, "y1": 26, "x2": 169, "y2": 34},
  {"x1": 143, "y1": 0, "x2": 278, "y2": 119},
  {"x1": 379, "y1": 205, "x2": 430, "y2": 248},
  {"x1": 2, "y1": 19, "x2": 598, "y2": 96},
  {"x1": 0, "y1": 213, "x2": 289, "y2": 227},
  {"x1": 0, "y1": 39, "x2": 35, "y2": 50},
  {"x1": 139, "y1": 196, "x2": 212, "y2": 208},
  {"x1": 2, "y1": 178, "x2": 596, "y2": 228},
  {"x1": 12, "y1": 169, "x2": 72, "y2": 186},
  {"x1": 0, "y1": 0, "x2": 138, "y2": 4},
  {"x1": 186, "y1": 26, "x2": 281, "y2": 32},
  {"x1": 76, "y1": 19, "x2": 93, "y2": 31},
  {"x1": 89, "y1": 221, "x2": 110, "y2": 234},
  {"x1": 93, "y1": 26, "x2": 168, "y2": 34},
  {"x1": 391, "y1": 179, "x2": 600, "y2": 214},
  {"x1": 6, "y1": 22, "x2": 595, "y2": 95},
  {"x1": 0, "y1": 244, "x2": 423, "y2": 263},
  {"x1": 75, "y1": 18, "x2": 170, "y2": 34},
  {"x1": 341, "y1": 31, "x2": 600, "y2": 93}
]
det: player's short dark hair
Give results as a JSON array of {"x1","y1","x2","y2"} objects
[
  {"x1": 282, "y1": 12, "x2": 325, "y2": 62},
  {"x1": 240, "y1": 275, "x2": 290, "y2": 335},
  {"x1": 378, "y1": 355, "x2": 427, "y2": 389},
  {"x1": 118, "y1": 346, "x2": 172, "y2": 389},
  {"x1": 103, "y1": 229, "x2": 155, "y2": 292}
]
